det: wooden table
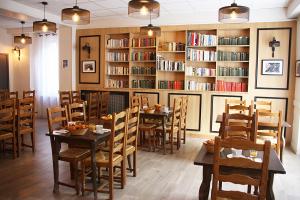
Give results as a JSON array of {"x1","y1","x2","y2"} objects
[
  {"x1": 194, "y1": 146, "x2": 286, "y2": 200},
  {"x1": 140, "y1": 110, "x2": 173, "y2": 154},
  {"x1": 46, "y1": 129, "x2": 110, "y2": 200}
]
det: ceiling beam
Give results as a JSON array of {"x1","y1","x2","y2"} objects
[{"x1": 287, "y1": 0, "x2": 300, "y2": 18}]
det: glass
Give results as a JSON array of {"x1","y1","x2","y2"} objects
[{"x1": 250, "y1": 150, "x2": 258, "y2": 158}]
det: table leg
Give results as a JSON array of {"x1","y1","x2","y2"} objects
[
  {"x1": 267, "y1": 172, "x2": 275, "y2": 200},
  {"x1": 91, "y1": 143, "x2": 98, "y2": 200},
  {"x1": 162, "y1": 116, "x2": 166, "y2": 155},
  {"x1": 199, "y1": 165, "x2": 212, "y2": 200},
  {"x1": 50, "y1": 136, "x2": 60, "y2": 193}
]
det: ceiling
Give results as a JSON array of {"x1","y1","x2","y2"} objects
[{"x1": 0, "y1": 0, "x2": 293, "y2": 29}]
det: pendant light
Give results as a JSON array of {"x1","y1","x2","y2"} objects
[
  {"x1": 61, "y1": 0, "x2": 90, "y2": 25},
  {"x1": 128, "y1": 0, "x2": 160, "y2": 19},
  {"x1": 33, "y1": 2, "x2": 56, "y2": 34},
  {"x1": 140, "y1": 12, "x2": 161, "y2": 37},
  {"x1": 218, "y1": 0, "x2": 249, "y2": 23},
  {"x1": 14, "y1": 21, "x2": 32, "y2": 45}
]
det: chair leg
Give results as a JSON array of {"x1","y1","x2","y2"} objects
[
  {"x1": 73, "y1": 162, "x2": 79, "y2": 195},
  {"x1": 183, "y1": 128, "x2": 186, "y2": 144},
  {"x1": 109, "y1": 166, "x2": 114, "y2": 200},
  {"x1": 121, "y1": 160, "x2": 125, "y2": 189},
  {"x1": 133, "y1": 151, "x2": 137, "y2": 177},
  {"x1": 170, "y1": 133, "x2": 173, "y2": 154},
  {"x1": 17, "y1": 133, "x2": 21, "y2": 157},
  {"x1": 31, "y1": 132, "x2": 35, "y2": 152},
  {"x1": 148, "y1": 131, "x2": 152, "y2": 152},
  {"x1": 12, "y1": 137, "x2": 16, "y2": 159},
  {"x1": 177, "y1": 131, "x2": 180, "y2": 150},
  {"x1": 70, "y1": 163, "x2": 74, "y2": 179},
  {"x1": 280, "y1": 144, "x2": 283, "y2": 162},
  {"x1": 127, "y1": 155, "x2": 132, "y2": 171},
  {"x1": 81, "y1": 162, "x2": 86, "y2": 196}
]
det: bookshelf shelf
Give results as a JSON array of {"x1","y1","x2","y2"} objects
[
  {"x1": 218, "y1": 61, "x2": 249, "y2": 63},
  {"x1": 218, "y1": 45, "x2": 249, "y2": 47},
  {"x1": 131, "y1": 74, "x2": 156, "y2": 77},
  {"x1": 158, "y1": 70, "x2": 185, "y2": 73},
  {"x1": 218, "y1": 76, "x2": 248, "y2": 78},
  {"x1": 106, "y1": 61, "x2": 129, "y2": 63},
  {"x1": 106, "y1": 74, "x2": 129, "y2": 76},
  {"x1": 131, "y1": 60, "x2": 156, "y2": 63},
  {"x1": 186, "y1": 60, "x2": 216, "y2": 63},
  {"x1": 131, "y1": 46, "x2": 156, "y2": 49},
  {"x1": 187, "y1": 46, "x2": 217, "y2": 48},
  {"x1": 186, "y1": 75, "x2": 216, "y2": 78},
  {"x1": 157, "y1": 51, "x2": 185, "y2": 53},
  {"x1": 106, "y1": 47, "x2": 129, "y2": 50}
]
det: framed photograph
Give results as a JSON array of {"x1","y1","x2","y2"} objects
[
  {"x1": 261, "y1": 59, "x2": 283, "y2": 75},
  {"x1": 296, "y1": 60, "x2": 300, "y2": 77},
  {"x1": 82, "y1": 60, "x2": 96, "y2": 73},
  {"x1": 62, "y1": 60, "x2": 68, "y2": 68}
]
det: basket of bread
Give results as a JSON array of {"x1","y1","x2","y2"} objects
[
  {"x1": 101, "y1": 114, "x2": 113, "y2": 121},
  {"x1": 203, "y1": 139, "x2": 215, "y2": 153},
  {"x1": 67, "y1": 122, "x2": 88, "y2": 136},
  {"x1": 144, "y1": 107, "x2": 155, "y2": 114}
]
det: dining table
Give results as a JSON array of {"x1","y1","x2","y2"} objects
[
  {"x1": 194, "y1": 145, "x2": 286, "y2": 200},
  {"x1": 46, "y1": 127, "x2": 110, "y2": 200},
  {"x1": 140, "y1": 109, "x2": 173, "y2": 154}
]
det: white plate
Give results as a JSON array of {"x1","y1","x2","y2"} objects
[{"x1": 93, "y1": 129, "x2": 110, "y2": 134}]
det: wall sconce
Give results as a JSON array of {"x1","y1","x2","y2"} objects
[
  {"x1": 82, "y1": 43, "x2": 91, "y2": 58},
  {"x1": 13, "y1": 47, "x2": 21, "y2": 60},
  {"x1": 269, "y1": 37, "x2": 280, "y2": 58}
]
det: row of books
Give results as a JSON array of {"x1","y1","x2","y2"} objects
[
  {"x1": 107, "y1": 66, "x2": 129, "y2": 75},
  {"x1": 187, "y1": 49, "x2": 217, "y2": 61},
  {"x1": 218, "y1": 67, "x2": 248, "y2": 76},
  {"x1": 157, "y1": 58, "x2": 185, "y2": 71},
  {"x1": 217, "y1": 51, "x2": 249, "y2": 61},
  {"x1": 186, "y1": 66, "x2": 216, "y2": 77},
  {"x1": 160, "y1": 42, "x2": 185, "y2": 51},
  {"x1": 158, "y1": 80, "x2": 184, "y2": 90},
  {"x1": 187, "y1": 32, "x2": 217, "y2": 46},
  {"x1": 186, "y1": 81, "x2": 214, "y2": 91},
  {"x1": 131, "y1": 80, "x2": 155, "y2": 89},
  {"x1": 216, "y1": 80, "x2": 247, "y2": 92},
  {"x1": 132, "y1": 38, "x2": 156, "y2": 47},
  {"x1": 107, "y1": 38, "x2": 129, "y2": 48},
  {"x1": 218, "y1": 36, "x2": 249, "y2": 45},
  {"x1": 106, "y1": 52, "x2": 129, "y2": 62},
  {"x1": 105, "y1": 79, "x2": 129, "y2": 88},
  {"x1": 131, "y1": 66, "x2": 156, "y2": 75},
  {"x1": 131, "y1": 52, "x2": 156, "y2": 61}
]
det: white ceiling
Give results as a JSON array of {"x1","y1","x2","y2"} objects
[{"x1": 0, "y1": 0, "x2": 293, "y2": 29}]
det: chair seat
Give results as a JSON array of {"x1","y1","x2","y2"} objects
[
  {"x1": 84, "y1": 151, "x2": 123, "y2": 167},
  {"x1": 139, "y1": 123, "x2": 156, "y2": 130},
  {"x1": 156, "y1": 125, "x2": 178, "y2": 133},
  {"x1": 59, "y1": 148, "x2": 90, "y2": 160},
  {"x1": 19, "y1": 127, "x2": 33, "y2": 134},
  {"x1": 256, "y1": 136, "x2": 278, "y2": 145},
  {"x1": 126, "y1": 145, "x2": 136, "y2": 155},
  {"x1": 0, "y1": 131, "x2": 13, "y2": 140}
]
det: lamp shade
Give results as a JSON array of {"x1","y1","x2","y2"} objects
[
  {"x1": 218, "y1": 2, "x2": 249, "y2": 23},
  {"x1": 14, "y1": 34, "x2": 32, "y2": 45},
  {"x1": 140, "y1": 24, "x2": 161, "y2": 37},
  {"x1": 61, "y1": 5, "x2": 90, "y2": 25},
  {"x1": 33, "y1": 19, "x2": 57, "y2": 34},
  {"x1": 128, "y1": 0, "x2": 160, "y2": 19}
]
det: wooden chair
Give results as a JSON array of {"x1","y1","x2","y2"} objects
[
  {"x1": 59, "y1": 91, "x2": 72, "y2": 107},
  {"x1": 23, "y1": 90, "x2": 35, "y2": 99},
  {"x1": 156, "y1": 97, "x2": 182, "y2": 154},
  {"x1": 0, "y1": 99, "x2": 16, "y2": 159},
  {"x1": 252, "y1": 100, "x2": 272, "y2": 113},
  {"x1": 126, "y1": 106, "x2": 140, "y2": 179},
  {"x1": 131, "y1": 95, "x2": 140, "y2": 107},
  {"x1": 47, "y1": 106, "x2": 90, "y2": 194},
  {"x1": 81, "y1": 110, "x2": 127, "y2": 199},
  {"x1": 221, "y1": 112, "x2": 257, "y2": 141},
  {"x1": 7, "y1": 91, "x2": 18, "y2": 100},
  {"x1": 141, "y1": 96, "x2": 149, "y2": 108},
  {"x1": 99, "y1": 92, "x2": 110, "y2": 117},
  {"x1": 211, "y1": 136, "x2": 271, "y2": 200},
  {"x1": 181, "y1": 96, "x2": 188, "y2": 144},
  {"x1": 67, "y1": 102, "x2": 86, "y2": 122},
  {"x1": 139, "y1": 121, "x2": 157, "y2": 152},
  {"x1": 256, "y1": 110, "x2": 282, "y2": 160},
  {"x1": 71, "y1": 91, "x2": 82, "y2": 103},
  {"x1": 87, "y1": 92, "x2": 99, "y2": 121},
  {"x1": 225, "y1": 104, "x2": 253, "y2": 116},
  {"x1": 17, "y1": 98, "x2": 35, "y2": 156},
  {"x1": 0, "y1": 91, "x2": 7, "y2": 101}
]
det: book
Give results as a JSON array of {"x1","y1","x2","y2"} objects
[{"x1": 107, "y1": 38, "x2": 129, "y2": 48}]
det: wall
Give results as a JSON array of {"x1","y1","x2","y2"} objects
[{"x1": 291, "y1": 16, "x2": 300, "y2": 154}]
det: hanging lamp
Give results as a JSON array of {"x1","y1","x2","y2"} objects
[
  {"x1": 61, "y1": 0, "x2": 90, "y2": 25},
  {"x1": 218, "y1": 0, "x2": 249, "y2": 23},
  {"x1": 140, "y1": 12, "x2": 161, "y2": 37},
  {"x1": 14, "y1": 21, "x2": 32, "y2": 45},
  {"x1": 128, "y1": 0, "x2": 160, "y2": 19},
  {"x1": 33, "y1": 1, "x2": 56, "y2": 34}
]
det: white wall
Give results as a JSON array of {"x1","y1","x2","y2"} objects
[{"x1": 292, "y1": 16, "x2": 300, "y2": 154}]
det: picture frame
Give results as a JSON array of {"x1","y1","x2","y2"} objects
[
  {"x1": 296, "y1": 60, "x2": 300, "y2": 77},
  {"x1": 261, "y1": 59, "x2": 284, "y2": 75},
  {"x1": 82, "y1": 60, "x2": 96, "y2": 73}
]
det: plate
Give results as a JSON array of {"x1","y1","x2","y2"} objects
[{"x1": 93, "y1": 129, "x2": 110, "y2": 134}]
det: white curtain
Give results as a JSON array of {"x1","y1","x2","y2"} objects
[{"x1": 30, "y1": 34, "x2": 59, "y2": 118}]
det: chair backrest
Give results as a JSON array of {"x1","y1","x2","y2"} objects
[
  {"x1": 47, "y1": 106, "x2": 69, "y2": 133},
  {"x1": 181, "y1": 96, "x2": 188, "y2": 128},
  {"x1": 59, "y1": 91, "x2": 72, "y2": 106},
  {"x1": 170, "y1": 97, "x2": 182, "y2": 132},
  {"x1": 141, "y1": 96, "x2": 149, "y2": 108},
  {"x1": 211, "y1": 136, "x2": 271, "y2": 200},
  {"x1": 131, "y1": 96, "x2": 140, "y2": 107},
  {"x1": 126, "y1": 106, "x2": 140, "y2": 149},
  {"x1": 0, "y1": 99, "x2": 16, "y2": 135},
  {"x1": 252, "y1": 100, "x2": 272, "y2": 113},
  {"x1": 7, "y1": 91, "x2": 18, "y2": 100},
  {"x1": 225, "y1": 104, "x2": 253, "y2": 116},
  {"x1": 23, "y1": 90, "x2": 35, "y2": 99},
  {"x1": 225, "y1": 99, "x2": 246, "y2": 106},
  {"x1": 17, "y1": 98, "x2": 35, "y2": 132},
  {"x1": 109, "y1": 110, "x2": 127, "y2": 163},
  {"x1": 0, "y1": 91, "x2": 7, "y2": 101},
  {"x1": 71, "y1": 90, "x2": 82, "y2": 103},
  {"x1": 99, "y1": 92, "x2": 109, "y2": 117},
  {"x1": 256, "y1": 110, "x2": 282, "y2": 141},
  {"x1": 67, "y1": 102, "x2": 86, "y2": 122},
  {"x1": 222, "y1": 112, "x2": 257, "y2": 141},
  {"x1": 87, "y1": 92, "x2": 99, "y2": 121}
]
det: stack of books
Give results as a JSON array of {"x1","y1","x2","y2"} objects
[
  {"x1": 216, "y1": 80, "x2": 247, "y2": 92},
  {"x1": 187, "y1": 32, "x2": 217, "y2": 46},
  {"x1": 107, "y1": 66, "x2": 129, "y2": 75},
  {"x1": 218, "y1": 36, "x2": 249, "y2": 45},
  {"x1": 186, "y1": 81, "x2": 214, "y2": 91},
  {"x1": 131, "y1": 80, "x2": 155, "y2": 89},
  {"x1": 217, "y1": 51, "x2": 249, "y2": 61},
  {"x1": 107, "y1": 38, "x2": 129, "y2": 48},
  {"x1": 107, "y1": 52, "x2": 129, "y2": 61},
  {"x1": 218, "y1": 67, "x2": 248, "y2": 76},
  {"x1": 158, "y1": 80, "x2": 184, "y2": 90},
  {"x1": 157, "y1": 57, "x2": 185, "y2": 71},
  {"x1": 187, "y1": 49, "x2": 217, "y2": 61},
  {"x1": 105, "y1": 79, "x2": 129, "y2": 88},
  {"x1": 131, "y1": 66, "x2": 156, "y2": 75},
  {"x1": 186, "y1": 66, "x2": 216, "y2": 76},
  {"x1": 131, "y1": 51, "x2": 156, "y2": 61},
  {"x1": 132, "y1": 38, "x2": 156, "y2": 47}
]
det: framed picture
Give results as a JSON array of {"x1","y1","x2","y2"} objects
[
  {"x1": 62, "y1": 60, "x2": 68, "y2": 68},
  {"x1": 296, "y1": 60, "x2": 300, "y2": 77},
  {"x1": 261, "y1": 59, "x2": 283, "y2": 75},
  {"x1": 82, "y1": 60, "x2": 96, "y2": 73}
]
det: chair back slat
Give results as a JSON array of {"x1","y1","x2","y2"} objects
[
  {"x1": 87, "y1": 92, "x2": 99, "y2": 121},
  {"x1": 252, "y1": 100, "x2": 272, "y2": 113},
  {"x1": 126, "y1": 106, "x2": 140, "y2": 147},
  {"x1": 17, "y1": 98, "x2": 35, "y2": 133},
  {"x1": 67, "y1": 102, "x2": 86, "y2": 122},
  {"x1": 59, "y1": 91, "x2": 72, "y2": 106},
  {"x1": 170, "y1": 98, "x2": 182, "y2": 131},
  {"x1": 0, "y1": 100, "x2": 16, "y2": 132},
  {"x1": 131, "y1": 96, "x2": 140, "y2": 107},
  {"x1": 71, "y1": 91, "x2": 82, "y2": 103},
  {"x1": 47, "y1": 106, "x2": 68, "y2": 133},
  {"x1": 99, "y1": 92, "x2": 110, "y2": 117}
]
